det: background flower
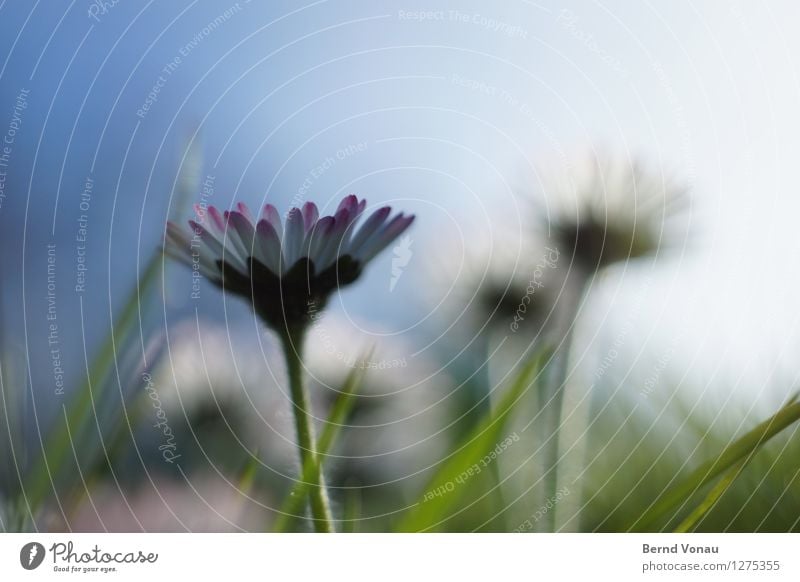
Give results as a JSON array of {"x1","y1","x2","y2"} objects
[{"x1": 533, "y1": 153, "x2": 689, "y2": 273}]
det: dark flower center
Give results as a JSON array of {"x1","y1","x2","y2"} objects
[
  {"x1": 557, "y1": 220, "x2": 646, "y2": 269},
  {"x1": 216, "y1": 255, "x2": 362, "y2": 332}
]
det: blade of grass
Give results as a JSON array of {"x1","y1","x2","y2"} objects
[
  {"x1": 673, "y1": 456, "x2": 750, "y2": 533},
  {"x1": 0, "y1": 354, "x2": 26, "y2": 500},
  {"x1": 25, "y1": 134, "x2": 199, "y2": 515},
  {"x1": 631, "y1": 394, "x2": 800, "y2": 532},
  {"x1": 24, "y1": 251, "x2": 161, "y2": 510},
  {"x1": 173, "y1": 130, "x2": 203, "y2": 218},
  {"x1": 316, "y1": 353, "x2": 374, "y2": 456},
  {"x1": 395, "y1": 346, "x2": 553, "y2": 532},
  {"x1": 339, "y1": 484, "x2": 361, "y2": 533},
  {"x1": 273, "y1": 354, "x2": 371, "y2": 532},
  {"x1": 237, "y1": 447, "x2": 260, "y2": 495}
]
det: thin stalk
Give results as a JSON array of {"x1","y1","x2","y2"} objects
[
  {"x1": 274, "y1": 352, "x2": 370, "y2": 533},
  {"x1": 280, "y1": 327, "x2": 334, "y2": 533},
  {"x1": 673, "y1": 457, "x2": 749, "y2": 533},
  {"x1": 541, "y1": 267, "x2": 588, "y2": 532}
]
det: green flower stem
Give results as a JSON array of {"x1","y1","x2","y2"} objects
[
  {"x1": 541, "y1": 267, "x2": 589, "y2": 532},
  {"x1": 280, "y1": 327, "x2": 334, "y2": 533},
  {"x1": 540, "y1": 368, "x2": 565, "y2": 532}
]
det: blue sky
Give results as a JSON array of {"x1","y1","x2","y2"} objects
[{"x1": 2, "y1": 0, "x2": 800, "y2": 415}]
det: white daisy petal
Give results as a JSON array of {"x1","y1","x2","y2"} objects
[
  {"x1": 353, "y1": 197, "x2": 367, "y2": 221},
  {"x1": 283, "y1": 208, "x2": 306, "y2": 270},
  {"x1": 165, "y1": 241, "x2": 219, "y2": 281},
  {"x1": 356, "y1": 214, "x2": 415, "y2": 262},
  {"x1": 302, "y1": 202, "x2": 319, "y2": 231},
  {"x1": 236, "y1": 202, "x2": 255, "y2": 223},
  {"x1": 222, "y1": 211, "x2": 253, "y2": 264},
  {"x1": 256, "y1": 219, "x2": 284, "y2": 274},
  {"x1": 165, "y1": 222, "x2": 192, "y2": 258},
  {"x1": 192, "y1": 253, "x2": 221, "y2": 280},
  {"x1": 190, "y1": 219, "x2": 248, "y2": 273},
  {"x1": 336, "y1": 194, "x2": 359, "y2": 215},
  {"x1": 347, "y1": 206, "x2": 390, "y2": 256},
  {"x1": 206, "y1": 206, "x2": 226, "y2": 236},
  {"x1": 229, "y1": 211, "x2": 266, "y2": 265},
  {"x1": 315, "y1": 208, "x2": 350, "y2": 270},
  {"x1": 172, "y1": 229, "x2": 221, "y2": 280},
  {"x1": 307, "y1": 216, "x2": 335, "y2": 267},
  {"x1": 261, "y1": 204, "x2": 283, "y2": 241},
  {"x1": 165, "y1": 222, "x2": 221, "y2": 279},
  {"x1": 341, "y1": 197, "x2": 367, "y2": 246}
]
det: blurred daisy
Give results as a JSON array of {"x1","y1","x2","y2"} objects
[
  {"x1": 427, "y1": 227, "x2": 563, "y2": 343},
  {"x1": 151, "y1": 320, "x2": 301, "y2": 471},
  {"x1": 165, "y1": 195, "x2": 415, "y2": 332},
  {"x1": 302, "y1": 313, "x2": 452, "y2": 492},
  {"x1": 527, "y1": 152, "x2": 689, "y2": 531},
  {"x1": 537, "y1": 154, "x2": 688, "y2": 272},
  {"x1": 422, "y1": 227, "x2": 564, "y2": 446},
  {"x1": 473, "y1": 247, "x2": 562, "y2": 338}
]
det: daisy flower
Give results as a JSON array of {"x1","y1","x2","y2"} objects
[
  {"x1": 165, "y1": 195, "x2": 415, "y2": 333},
  {"x1": 529, "y1": 152, "x2": 689, "y2": 530},
  {"x1": 537, "y1": 155, "x2": 688, "y2": 272},
  {"x1": 164, "y1": 193, "x2": 415, "y2": 533}
]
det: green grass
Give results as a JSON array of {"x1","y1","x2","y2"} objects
[{"x1": 396, "y1": 347, "x2": 552, "y2": 532}]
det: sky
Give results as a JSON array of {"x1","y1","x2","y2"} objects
[{"x1": 1, "y1": 0, "x2": 800, "y2": 418}]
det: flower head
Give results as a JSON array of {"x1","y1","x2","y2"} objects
[
  {"x1": 165, "y1": 195, "x2": 414, "y2": 332},
  {"x1": 536, "y1": 155, "x2": 688, "y2": 272},
  {"x1": 427, "y1": 227, "x2": 562, "y2": 342}
]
